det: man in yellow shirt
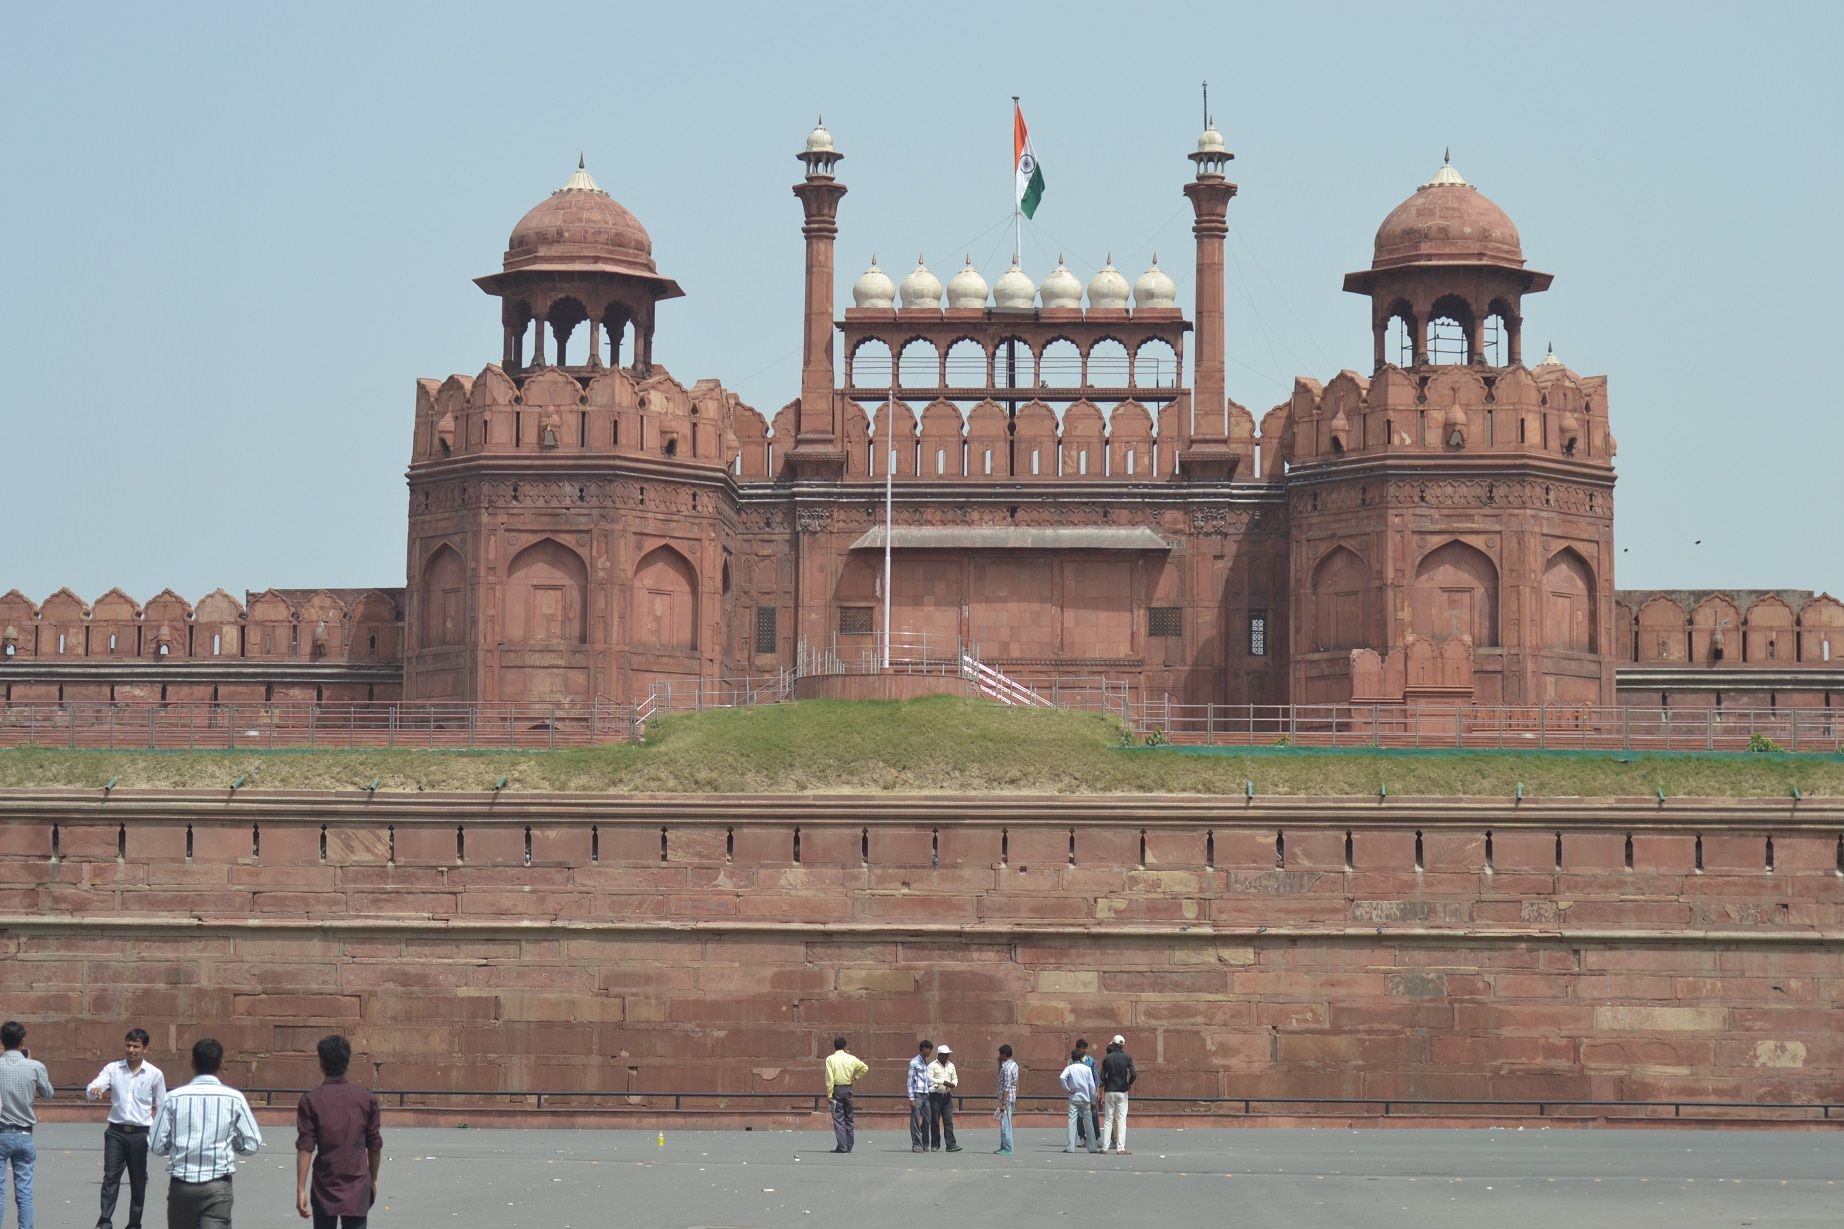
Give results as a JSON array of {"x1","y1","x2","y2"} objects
[{"x1": 823, "y1": 1036, "x2": 869, "y2": 1154}]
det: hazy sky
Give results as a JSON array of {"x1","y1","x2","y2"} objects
[{"x1": 2, "y1": 2, "x2": 1839, "y2": 600}]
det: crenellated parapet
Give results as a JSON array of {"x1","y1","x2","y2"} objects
[
  {"x1": 0, "y1": 587, "x2": 402, "y2": 664},
  {"x1": 1615, "y1": 590, "x2": 1844, "y2": 668},
  {"x1": 1280, "y1": 357, "x2": 1612, "y2": 469},
  {"x1": 411, "y1": 363, "x2": 762, "y2": 475}
]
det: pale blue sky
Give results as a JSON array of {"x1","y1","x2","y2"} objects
[{"x1": 2, "y1": 2, "x2": 1839, "y2": 600}]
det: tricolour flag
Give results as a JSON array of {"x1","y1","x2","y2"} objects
[{"x1": 1014, "y1": 102, "x2": 1045, "y2": 219}]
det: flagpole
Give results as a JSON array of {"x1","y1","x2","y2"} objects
[
  {"x1": 882, "y1": 384, "x2": 894, "y2": 671},
  {"x1": 1011, "y1": 95, "x2": 1021, "y2": 263}
]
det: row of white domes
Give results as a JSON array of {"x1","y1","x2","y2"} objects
[{"x1": 853, "y1": 255, "x2": 1178, "y2": 311}]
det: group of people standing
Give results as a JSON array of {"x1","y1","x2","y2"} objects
[
  {"x1": 0, "y1": 1020, "x2": 380, "y2": 1229},
  {"x1": 825, "y1": 1034, "x2": 1136, "y2": 1157}
]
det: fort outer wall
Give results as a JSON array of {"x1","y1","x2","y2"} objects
[{"x1": 1, "y1": 792, "x2": 1840, "y2": 1125}]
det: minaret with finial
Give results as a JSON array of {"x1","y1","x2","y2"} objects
[
  {"x1": 790, "y1": 117, "x2": 847, "y2": 473},
  {"x1": 1182, "y1": 81, "x2": 1240, "y2": 479}
]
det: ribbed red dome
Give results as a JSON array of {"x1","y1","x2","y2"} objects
[
  {"x1": 1371, "y1": 169, "x2": 1523, "y2": 272},
  {"x1": 502, "y1": 165, "x2": 656, "y2": 276}
]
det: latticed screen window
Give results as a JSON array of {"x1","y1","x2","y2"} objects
[
  {"x1": 1149, "y1": 607, "x2": 1183, "y2": 638},
  {"x1": 754, "y1": 607, "x2": 778, "y2": 655},
  {"x1": 838, "y1": 606, "x2": 874, "y2": 636},
  {"x1": 1249, "y1": 610, "x2": 1268, "y2": 657}
]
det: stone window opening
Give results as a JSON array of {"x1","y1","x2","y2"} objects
[
  {"x1": 1, "y1": 643, "x2": 12, "y2": 659},
  {"x1": 664, "y1": 434, "x2": 678, "y2": 457},
  {"x1": 1205, "y1": 830, "x2": 1214, "y2": 869},
  {"x1": 838, "y1": 606, "x2": 874, "y2": 636},
  {"x1": 1343, "y1": 830, "x2": 1354, "y2": 871},
  {"x1": 1149, "y1": 606, "x2": 1183, "y2": 638},
  {"x1": 754, "y1": 607, "x2": 778, "y2": 655},
  {"x1": 1248, "y1": 610, "x2": 1268, "y2": 657},
  {"x1": 108, "y1": 633, "x2": 116, "y2": 652},
  {"x1": 1275, "y1": 831, "x2": 1286, "y2": 868},
  {"x1": 1695, "y1": 833, "x2": 1704, "y2": 873},
  {"x1": 1484, "y1": 830, "x2": 1495, "y2": 873},
  {"x1": 1426, "y1": 315, "x2": 1470, "y2": 366},
  {"x1": 1414, "y1": 830, "x2": 1424, "y2": 871}
]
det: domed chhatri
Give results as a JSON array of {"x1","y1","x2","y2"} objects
[
  {"x1": 1040, "y1": 257, "x2": 1082, "y2": 309},
  {"x1": 805, "y1": 119, "x2": 835, "y2": 153},
  {"x1": 502, "y1": 158, "x2": 658, "y2": 276},
  {"x1": 1087, "y1": 257, "x2": 1130, "y2": 310},
  {"x1": 1369, "y1": 154, "x2": 1523, "y2": 272},
  {"x1": 1196, "y1": 124, "x2": 1227, "y2": 155},
  {"x1": 945, "y1": 256, "x2": 990, "y2": 309},
  {"x1": 992, "y1": 259, "x2": 1036, "y2": 310},
  {"x1": 898, "y1": 256, "x2": 942, "y2": 309},
  {"x1": 852, "y1": 256, "x2": 895, "y2": 309},
  {"x1": 1132, "y1": 255, "x2": 1177, "y2": 309}
]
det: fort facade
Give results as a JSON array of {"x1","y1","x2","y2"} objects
[{"x1": 2, "y1": 122, "x2": 1837, "y2": 714}]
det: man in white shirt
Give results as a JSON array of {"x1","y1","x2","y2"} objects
[
  {"x1": 925, "y1": 1045, "x2": 960, "y2": 1153},
  {"x1": 86, "y1": 1028, "x2": 165, "y2": 1229},
  {"x1": 150, "y1": 1039, "x2": 262, "y2": 1229},
  {"x1": 1058, "y1": 1047, "x2": 1100, "y2": 1154}
]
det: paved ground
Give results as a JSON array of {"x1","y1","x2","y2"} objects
[{"x1": 19, "y1": 1123, "x2": 1841, "y2": 1228}]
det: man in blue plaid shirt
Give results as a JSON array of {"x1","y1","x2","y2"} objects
[
  {"x1": 993, "y1": 1045, "x2": 1019, "y2": 1155},
  {"x1": 906, "y1": 1040, "x2": 934, "y2": 1153}
]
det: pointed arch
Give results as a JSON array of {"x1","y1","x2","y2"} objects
[
  {"x1": 1412, "y1": 539, "x2": 1499, "y2": 647},
  {"x1": 1541, "y1": 547, "x2": 1596, "y2": 653},
  {"x1": 420, "y1": 545, "x2": 466, "y2": 649},
  {"x1": 633, "y1": 544, "x2": 699, "y2": 651},
  {"x1": 1310, "y1": 545, "x2": 1370, "y2": 652},
  {"x1": 505, "y1": 539, "x2": 588, "y2": 645}
]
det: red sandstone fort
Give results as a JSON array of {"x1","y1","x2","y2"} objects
[
  {"x1": 1, "y1": 123, "x2": 1838, "y2": 715},
  {"x1": 1, "y1": 119, "x2": 1841, "y2": 1123}
]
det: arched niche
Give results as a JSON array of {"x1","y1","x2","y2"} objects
[
  {"x1": 633, "y1": 545, "x2": 699, "y2": 652},
  {"x1": 965, "y1": 401, "x2": 1009, "y2": 478},
  {"x1": 1636, "y1": 596, "x2": 1688, "y2": 663},
  {"x1": 1412, "y1": 539, "x2": 1499, "y2": 647},
  {"x1": 1310, "y1": 546, "x2": 1370, "y2": 652},
  {"x1": 1541, "y1": 547, "x2": 1596, "y2": 653},
  {"x1": 1743, "y1": 595, "x2": 1795, "y2": 662},
  {"x1": 420, "y1": 545, "x2": 466, "y2": 649},
  {"x1": 1061, "y1": 400, "x2": 1105, "y2": 477},
  {"x1": 917, "y1": 401, "x2": 963, "y2": 478},
  {"x1": 1109, "y1": 401, "x2": 1154, "y2": 478},
  {"x1": 505, "y1": 539, "x2": 588, "y2": 645}
]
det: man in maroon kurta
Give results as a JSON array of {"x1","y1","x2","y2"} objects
[{"x1": 294, "y1": 1036, "x2": 382, "y2": 1228}]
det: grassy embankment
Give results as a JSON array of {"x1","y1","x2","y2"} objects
[{"x1": 0, "y1": 696, "x2": 1839, "y2": 796}]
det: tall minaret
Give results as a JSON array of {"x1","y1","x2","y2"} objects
[
  {"x1": 789, "y1": 119, "x2": 847, "y2": 475},
  {"x1": 1182, "y1": 114, "x2": 1239, "y2": 479}
]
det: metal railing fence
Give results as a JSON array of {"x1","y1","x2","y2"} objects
[{"x1": 230, "y1": 1085, "x2": 1842, "y2": 1122}]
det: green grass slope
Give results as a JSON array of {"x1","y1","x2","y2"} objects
[{"x1": 1, "y1": 696, "x2": 1839, "y2": 796}]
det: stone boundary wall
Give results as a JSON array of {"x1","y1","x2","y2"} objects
[{"x1": 2, "y1": 792, "x2": 1839, "y2": 1111}]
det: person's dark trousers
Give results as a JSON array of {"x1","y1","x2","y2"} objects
[
  {"x1": 310, "y1": 1196, "x2": 368, "y2": 1229},
  {"x1": 97, "y1": 1122, "x2": 150, "y2": 1229},
  {"x1": 830, "y1": 1086, "x2": 856, "y2": 1152},
  {"x1": 166, "y1": 1175, "x2": 232, "y2": 1229},
  {"x1": 927, "y1": 1091, "x2": 957, "y2": 1150},
  {"x1": 909, "y1": 1098, "x2": 930, "y2": 1149}
]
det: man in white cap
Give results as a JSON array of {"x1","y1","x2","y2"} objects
[
  {"x1": 1099, "y1": 1035, "x2": 1137, "y2": 1154},
  {"x1": 924, "y1": 1045, "x2": 960, "y2": 1152}
]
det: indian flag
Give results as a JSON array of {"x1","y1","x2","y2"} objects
[{"x1": 1014, "y1": 102, "x2": 1045, "y2": 219}]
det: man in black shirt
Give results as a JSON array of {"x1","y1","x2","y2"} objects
[{"x1": 1098, "y1": 1035, "x2": 1137, "y2": 1155}]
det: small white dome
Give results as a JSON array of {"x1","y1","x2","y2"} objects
[
  {"x1": 1197, "y1": 125, "x2": 1226, "y2": 155},
  {"x1": 945, "y1": 256, "x2": 989, "y2": 309},
  {"x1": 1132, "y1": 255, "x2": 1177, "y2": 309},
  {"x1": 1424, "y1": 149, "x2": 1469, "y2": 188},
  {"x1": 993, "y1": 259, "x2": 1036, "y2": 310},
  {"x1": 1040, "y1": 256, "x2": 1082, "y2": 309},
  {"x1": 1087, "y1": 257, "x2": 1130, "y2": 310},
  {"x1": 898, "y1": 256, "x2": 942, "y2": 309},
  {"x1": 805, "y1": 120, "x2": 834, "y2": 153},
  {"x1": 852, "y1": 256, "x2": 895, "y2": 309},
  {"x1": 1538, "y1": 342, "x2": 1563, "y2": 367}
]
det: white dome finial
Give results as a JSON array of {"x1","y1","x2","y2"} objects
[
  {"x1": 898, "y1": 256, "x2": 942, "y2": 309},
  {"x1": 946, "y1": 256, "x2": 990, "y2": 309},
  {"x1": 852, "y1": 255, "x2": 895, "y2": 310}
]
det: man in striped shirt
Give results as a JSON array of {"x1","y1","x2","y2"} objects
[
  {"x1": 993, "y1": 1045, "x2": 1018, "y2": 1156},
  {"x1": 150, "y1": 1039, "x2": 262, "y2": 1229}
]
